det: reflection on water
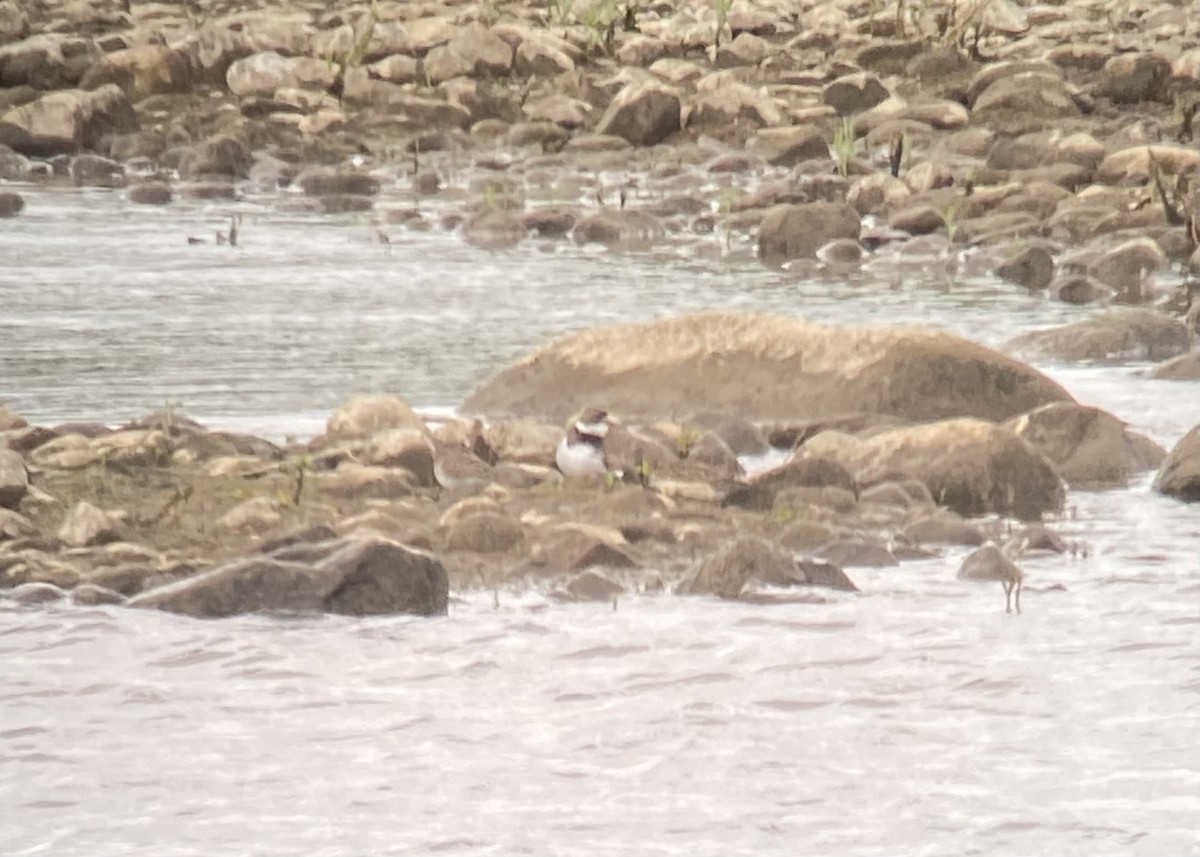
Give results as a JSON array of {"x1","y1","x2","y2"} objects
[{"x1": 2, "y1": 187, "x2": 1199, "y2": 857}]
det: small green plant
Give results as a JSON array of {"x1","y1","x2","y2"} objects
[
  {"x1": 323, "y1": 0, "x2": 381, "y2": 92},
  {"x1": 547, "y1": 0, "x2": 575, "y2": 25},
  {"x1": 940, "y1": 203, "x2": 959, "y2": 244},
  {"x1": 289, "y1": 455, "x2": 310, "y2": 506},
  {"x1": 832, "y1": 115, "x2": 858, "y2": 177},
  {"x1": 713, "y1": 0, "x2": 735, "y2": 49},
  {"x1": 580, "y1": 0, "x2": 621, "y2": 55},
  {"x1": 676, "y1": 426, "x2": 703, "y2": 458}
]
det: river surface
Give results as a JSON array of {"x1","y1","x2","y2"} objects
[{"x1": 1, "y1": 187, "x2": 1199, "y2": 856}]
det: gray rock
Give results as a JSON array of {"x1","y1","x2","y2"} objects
[
  {"x1": 1007, "y1": 308, "x2": 1189, "y2": 363},
  {"x1": 6, "y1": 582, "x2": 67, "y2": 605},
  {"x1": 0, "y1": 84, "x2": 137, "y2": 157},
  {"x1": 0, "y1": 189, "x2": 21, "y2": 217},
  {"x1": 70, "y1": 583, "x2": 127, "y2": 606},
  {"x1": 131, "y1": 536, "x2": 449, "y2": 617},
  {"x1": 69, "y1": 153, "x2": 124, "y2": 188},
  {"x1": 996, "y1": 245, "x2": 1054, "y2": 290},
  {"x1": 1095, "y1": 52, "x2": 1171, "y2": 104},
  {"x1": 823, "y1": 72, "x2": 889, "y2": 116},
  {"x1": 444, "y1": 512, "x2": 524, "y2": 553},
  {"x1": 128, "y1": 181, "x2": 172, "y2": 205},
  {"x1": 58, "y1": 501, "x2": 120, "y2": 548}
]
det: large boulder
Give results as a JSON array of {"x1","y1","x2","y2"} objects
[
  {"x1": 423, "y1": 22, "x2": 513, "y2": 84},
  {"x1": 79, "y1": 44, "x2": 193, "y2": 100},
  {"x1": 462, "y1": 311, "x2": 1073, "y2": 425},
  {"x1": 226, "y1": 50, "x2": 334, "y2": 97},
  {"x1": 326, "y1": 394, "x2": 426, "y2": 442},
  {"x1": 1006, "y1": 402, "x2": 1164, "y2": 488},
  {"x1": 757, "y1": 202, "x2": 861, "y2": 266},
  {"x1": 130, "y1": 535, "x2": 449, "y2": 618},
  {"x1": 1153, "y1": 425, "x2": 1200, "y2": 502},
  {"x1": 0, "y1": 34, "x2": 97, "y2": 90},
  {"x1": 802, "y1": 419, "x2": 1065, "y2": 519},
  {"x1": 0, "y1": 84, "x2": 137, "y2": 156},
  {"x1": 594, "y1": 80, "x2": 681, "y2": 147},
  {"x1": 1007, "y1": 308, "x2": 1190, "y2": 363}
]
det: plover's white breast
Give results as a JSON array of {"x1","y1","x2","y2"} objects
[{"x1": 555, "y1": 437, "x2": 607, "y2": 477}]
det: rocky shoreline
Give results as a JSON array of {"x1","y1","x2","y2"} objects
[
  {"x1": 2, "y1": 310, "x2": 1198, "y2": 617},
  {"x1": 2, "y1": 0, "x2": 1199, "y2": 616}
]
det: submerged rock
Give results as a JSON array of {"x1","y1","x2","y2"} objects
[{"x1": 1007, "y1": 308, "x2": 1190, "y2": 363}]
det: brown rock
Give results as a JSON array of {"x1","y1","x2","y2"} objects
[
  {"x1": 79, "y1": 44, "x2": 192, "y2": 100},
  {"x1": 823, "y1": 72, "x2": 889, "y2": 116},
  {"x1": 0, "y1": 84, "x2": 137, "y2": 157},
  {"x1": 1149, "y1": 353, "x2": 1200, "y2": 381},
  {"x1": 1007, "y1": 308, "x2": 1189, "y2": 363},
  {"x1": 995, "y1": 244, "x2": 1054, "y2": 290},
  {"x1": 758, "y1": 202, "x2": 860, "y2": 266},
  {"x1": 326, "y1": 394, "x2": 424, "y2": 441},
  {"x1": 594, "y1": 80, "x2": 681, "y2": 147},
  {"x1": 58, "y1": 501, "x2": 121, "y2": 548},
  {"x1": 1095, "y1": 52, "x2": 1172, "y2": 104},
  {"x1": 444, "y1": 511, "x2": 524, "y2": 553},
  {"x1": 0, "y1": 189, "x2": 23, "y2": 216},
  {"x1": 1153, "y1": 424, "x2": 1200, "y2": 502},
  {"x1": 0, "y1": 447, "x2": 27, "y2": 509},
  {"x1": 128, "y1": 181, "x2": 172, "y2": 205},
  {"x1": 746, "y1": 125, "x2": 829, "y2": 166}
]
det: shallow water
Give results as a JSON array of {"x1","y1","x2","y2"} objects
[{"x1": 1, "y1": 187, "x2": 1199, "y2": 856}]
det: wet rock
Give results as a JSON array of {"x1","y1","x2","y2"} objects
[
  {"x1": 79, "y1": 44, "x2": 193, "y2": 100},
  {"x1": 995, "y1": 244, "x2": 1054, "y2": 290},
  {"x1": 888, "y1": 205, "x2": 945, "y2": 237},
  {"x1": 558, "y1": 569, "x2": 624, "y2": 601},
  {"x1": 690, "y1": 76, "x2": 782, "y2": 129},
  {"x1": 758, "y1": 202, "x2": 860, "y2": 266},
  {"x1": 1007, "y1": 308, "x2": 1189, "y2": 363},
  {"x1": 0, "y1": 84, "x2": 137, "y2": 157},
  {"x1": 58, "y1": 501, "x2": 121, "y2": 548},
  {"x1": 128, "y1": 181, "x2": 172, "y2": 205},
  {"x1": 805, "y1": 419, "x2": 1064, "y2": 520},
  {"x1": 70, "y1": 583, "x2": 126, "y2": 606},
  {"x1": 817, "y1": 540, "x2": 897, "y2": 568},
  {"x1": 1149, "y1": 353, "x2": 1200, "y2": 381},
  {"x1": 1006, "y1": 402, "x2": 1164, "y2": 488},
  {"x1": 298, "y1": 167, "x2": 380, "y2": 197},
  {"x1": 1153, "y1": 424, "x2": 1200, "y2": 503},
  {"x1": 326, "y1": 394, "x2": 425, "y2": 442},
  {"x1": 462, "y1": 209, "x2": 528, "y2": 251},
  {"x1": 680, "y1": 537, "x2": 794, "y2": 598},
  {"x1": 524, "y1": 206, "x2": 578, "y2": 238},
  {"x1": 1049, "y1": 275, "x2": 1113, "y2": 305},
  {"x1": 5, "y1": 581, "x2": 67, "y2": 605},
  {"x1": 177, "y1": 134, "x2": 251, "y2": 180},
  {"x1": 0, "y1": 189, "x2": 23, "y2": 216},
  {"x1": 0, "y1": 448, "x2": 28, "y2": 509},
  {"x1": 514, "y1": 35, "x2": 574, "y2": 77},
  {"x1": 572, "y1": 209, "x2": 665, "y2": 251},
  {"x1": 0, "y1": 0, "x2": 27, "y2": 41},
  {"x1": 365, "y1": 429, "x2": 435, "y2": 487},
  {"x1": 131, "y1": 535, "x2": 449, "y2": 617},
  {"x1": 902, "y1": 513, "x2": 985, "y2": 547},
  {"x1": 69, "y1": 153, "x2": 124, "y2": 188},
  {"x1": 1089, "y1": 237, "x2": 1167, "y2": 303},
  {"x1": 595, "y1": 80, "x2": 681, "y2": 147},
  {"x1": 317, "y1": 463, "x2": 416, "y2": 501},
  {"x1": 528, "y1": 525, "x2": 635, "y2": 574},
  {"x1": 464, "y1": 311, "x2": 1071, "y2": 425}
]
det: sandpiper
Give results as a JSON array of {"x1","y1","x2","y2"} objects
[
  {"x1": 556, "y1": 407, "x2": 611, "y2": 478},
  {"x1": 433, "y1": 420, "x2": 496, "y2": 494}
]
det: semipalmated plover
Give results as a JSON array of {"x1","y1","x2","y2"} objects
[{"x1": 555, "y1": 407, "x2": 610, "y2": 478}]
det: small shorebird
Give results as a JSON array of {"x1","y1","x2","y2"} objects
[
  {"x1": 957, "y1": 542, "x2": 1025, "y2": 614},
  {"x1": 433, "y1": 442, "x2": 495, "y2": 494},
  {"x1": 556, "y1": 407, "x2": 611, "y2": 478}
]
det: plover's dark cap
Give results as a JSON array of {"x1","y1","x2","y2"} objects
[{"x1": 572, "y1": 407, "x2": 610, "y2": 438}]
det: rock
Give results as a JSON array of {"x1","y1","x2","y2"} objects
[
  {"x1": 1153, "y1": 425, "x2": 1200, "y2": 502},
  {"x1": 423, "y1": 22, "x2": 513, "y2": 84},
  {"x1": 128, "y1": 181, "x2": 172, "y2": 205},
  {"x1": 902, "y1": 514, "x2": 985, "y2": 546},
  {"x1": 131, "y1": 535, "x2": 449, "y2": 617},
  {"x1": 318, "y1": 463, "x2": 416, "y2": 500},
  {"x1": 559, "y1": 569, "x2": 624, "y2": 601},
  {"x1": 823, "y1": 72, "x2": 889, "y2": 115},
  {"x1": 1095, "y1": 52, "x2": 1171, "y2": 104},
  {"x1": 226, "y1": 51, "x2": 333, "y2": 97},
  {"x1": 69, "y1": 153, "x2": 123, "y2": 188},
  {"x1": 464, "y1": 311, "x2": 1072, "y2": 425},
  {"x1": 217, "y1": 496, "x2": 283, "y2": 533},
  {"x1": 462, "y1": 209, "x2": 528, "y2": 251},
  {"x1": 70, "y1": 583, "x2": 126, "y2": 606},
  {"x1": 758, "y1": 202, "x2": 861, "y2": 266},
  {"x1": 595, "y1": 80, "x2": 681, "y2": 147},
  {"x1": 365, "y1": 429, "x2": 435, "y2": 487},
  {"x1": 298, "y1": 167, "x2": 380, "y2": 197},
  {"x1": 5, "y1": 582, "x2": 67, "y2": 605},
  {"x1": 79, "y1": 44, "x2": 192, "y2": 100},
  {"x1": 0, "y1": 448, "x2": 28, "y2": 508},
  {"x1": 0, "y1": 0, "x2": 28, "y2": 41},
  {"x1": 1149, "y1": 353, "x2": 1200, "y2": 381},
  {"x1": 0, "y1": 507, "x2": 37, "y2": 541},
  {"x1": 680, "y1": 537, "x2": 794, "y2": 598},
  {"x1": 1006, "y1": 402, "x2": 1163, "y2": 488},
  {"x1": 747, "y1": 126, "x2": 829, "y2": 166},
  {"x1": 970, "y1": 70, "x2": 1081, "y2": 133},
  {"x1": 1089, "y1": 237, "x2": 1167, "y2": 303},
  {"x1": 995, "y1": 245, "x2": 1054, "y2": 290},
  {"x1": 0, "y1": 34, "x2": 96, "y2": 90},
  {"x1": 0, "y1": 84, "x2": 137, "y2": 157},
  {"x1": 58, "y1": 501, "x2": 121, "y2": 548},
  {"x1": 514, "y1": 36, "x2": 574, "y2": 77},
  {"x1": 177, "y1": 134, "x2": 251, "y2": 179},
  {"x1": 0, "y1": 189, "x2": 23, "y2": 216},
  {"x1": 1096, "y1": 145, "x2": 1200, "y2": 184},
  {"x1": 572, "y1": 210, "x2": 665, "y2": 251},
  {"x1": 804, "y1": 419, "x2": 1064, "y2": 520},
  {"x1": 726, "y1": 455, "x2": 857, "y2": 511},
  {"x1": 326, "y1": 394, "x2": 425, "y2": 441},
  {"x1": 443, "y1": 511, "x2": 524, "y2": 553},
  {"x1": 689, "y1": 80, "x2": 782, "y2": 128},
  {"x1": 529, "y1": 525, "x2": 635, "y2": 573},
  {"x1": 1007, "y1": 308, "x2": 1189, "y2": 363},
  {"x1": 818, "y1": 540, "x2": 897, "y2": 568}
]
